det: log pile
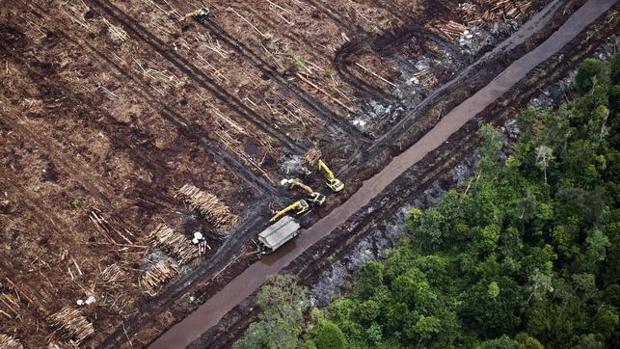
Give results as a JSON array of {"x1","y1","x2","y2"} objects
[
  {"x1": 140, "y1": 261, "x2": 179, "y2": 296},
  {"x1": 435, "y1": 20, "x2": 468, "y2": 41},
  {"x1": 147, "y1": 224, "x2": 199, "y2": 264},
  {"x1": 48, "y1": 306, "x2": 94, "y2": 346},
  {"x1": 0, "y1": 334, "x2": 23, "y2": 349},
  {"x1": 460, "y1": 0, "x2": 533, "y2": 24},
  {"x1": 302, "y1": 147, "x2": 322, "y2": 167},
  {"x1": 177, "y1": 184, "x2": 239, "y2": 228},
  {"x1": 414, "y1": 70, "x2": 439, "y2": 90}
]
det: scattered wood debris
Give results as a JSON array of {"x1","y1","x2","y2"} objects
[
  {"x1": 147, "y1": 224, "x2": 200, "y2": 264},
  {"x1": 183, "y1": 7, "x2": 210, "y2": 21},
  {"x1": 47, "y1": 341, "x2": 80, "y2": 349},
  {"x1": 176, "y1": 184, "x2": 239, "y2": 228},
  {"x1": 434, "y1": 20, "x2": 468, "y2": 41},
  {"x1": 99, "y1": 264, "x2": 125, "y2": 284},
  {"x1": 89, "y1": 208, "x2": 135, "y2": 244},
  {"x1": 0, "y1": 293, "x2": 21, "y2": 320},
  {"x1": 102, "y1": 17, "x2": 128, "y2": 43},
  {"x1": 48, "y1": 306, "x2": 94, "y2": 346},
  {"x1": 140, "y1": 261, "x2": 179, "y2": 296},
  {"x1": 0, "y1": 334, "x2": 23, "y2": 349},
  {"x1": 414, "y1": 70, "x2": 439, "y2": 90},
  {"x1": 459, "y1": 0, "x2": 534, "y2": 24},
  {"x1": 302, "y1": 147, "x2": 322, "y2": 167}
]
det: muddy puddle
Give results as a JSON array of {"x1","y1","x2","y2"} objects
[{"x1": 149, "y1": 0, "x2": 618, "y2": 347}]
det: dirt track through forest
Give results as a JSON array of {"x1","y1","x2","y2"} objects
[{"x1": 149, "y1": 0, "x2": 618, "y2": 347}]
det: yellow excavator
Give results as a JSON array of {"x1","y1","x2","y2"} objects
[
  {"x1": 281, "y1": 178, "x2": 327, "y2": 205},
  {"x1": 270, "y1": 199, "x2": 310, "y2": 222},
  {"x1": 317, "y1": 159, "x2": 344, "y2": 192}
]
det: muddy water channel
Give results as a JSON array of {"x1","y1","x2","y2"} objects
[{"x1": 150, "y1": 0, "x2": 618, "y2": 347}]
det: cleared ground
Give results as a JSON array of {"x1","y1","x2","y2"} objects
[{"x1": 0, "y1": 0, "x2": 549, "y2": 347}]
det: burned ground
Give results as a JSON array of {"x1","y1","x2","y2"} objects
[{"x1": 1, "y1": 0, "x2": 554, "y2": 347}]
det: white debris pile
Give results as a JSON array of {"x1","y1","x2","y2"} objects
[
  {"x1": 458, "y1": 25, "x2": 491, "y2": 54},
  {"x1": 192, "y1": 231, "x2": 205, "y2": 244},
  {"x1": 75, "y1": 295, "x2": 96, "y2": 306},
  {"x1": 281, "y1": 155, "x2": 311, "y2": 176}
]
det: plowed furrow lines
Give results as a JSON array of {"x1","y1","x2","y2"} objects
[
  {"x1": 86, "y1": 0, "x2": 305, "y2": 154},
  {"x1": 14, "y1": 4, "x2": 277, "y2": 196},
  {"x1": 197, "y1": 18, "x2": 371, "y2": 142}
]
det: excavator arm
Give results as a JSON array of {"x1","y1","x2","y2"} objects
[
  {"x1": 270, "y1": 199, "x2": 310, "y2": 222},
  {"x1": 317, "y1": 160, "x2": 344, "y2": 192},
  {"x1": 281, "y1": 178, "x2": 327, "y2": 205}
]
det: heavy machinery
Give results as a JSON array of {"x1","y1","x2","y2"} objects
[
  {"x1": 258, "y1": 215, "x2": 301, "y2": 254},
  {"x1": 270, "y1": 199, "x2": 310, "y2": 223},
  {"x1": 317, "y1": 159, "x2": 344, "y2": 192},
  {"x1": 281, "y1": 178, "x2": 326, "y2": 205}
]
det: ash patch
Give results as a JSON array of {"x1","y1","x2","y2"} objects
[
  {"x1": 311, "y1": 262, "x2": 347, "y2": 307},
  {"x1": 352, "y1": 101, "x2": 405, "y2": 134},
  {"x1": 280, "y1": 155, "x2": 311, "y2": 177},
  {"x1": 528, "y1": 37, "x2": 619, "y2": 110},
  {"x1": 309, "y1": 182, "x2": 452, "y2": 307}
]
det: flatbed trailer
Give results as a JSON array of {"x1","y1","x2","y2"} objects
[{"x1": 258, "y1": 216, "x2": 301, "y2": 253}]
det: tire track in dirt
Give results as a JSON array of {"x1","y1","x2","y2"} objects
[
  {"x1": 333, "y1": 38, "x2": 399, "y2": 101},
  {"x1": 333, "y1": 22, "x2": 462, "y2": 105},
  {"x1": 194, "y1": 18, "x2": 371, "y2": 142},
  {"x1": 303, "y1": 0, "x2": 367, "y2": 34},
  {"x1": 85, "y1": 0, "x2": 305, "y2": 155},
  {"x1": 16, "y1": 2, "x2": 278, "y2": 197},
  {"x1": 222, "y1": 2, "x2": 335, "y2": 61},
  {"x1": 368, "y1": 0, "x2": 418, "y2": 23},
  {"x1": 369, "y1": 0, "x2": 566, "y2": 151}
]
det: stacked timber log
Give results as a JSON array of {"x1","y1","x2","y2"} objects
[
  {"x1": 140, "y1": 261, "x2": 179, "y2": 296},
  {"x1": 0, "y1": 334, "x2": 23, "y2": 349},
  {"x1": 48, "y1": 306, "x2": 94, "y2": 346},
  {"x1": 176, "y1": 184, "x2": 239, "y2": 229},
  {"x1": 147, "y1": 224, "x2": 199, "y2": 264},
  {"x1": 460, "y1": 0, "x2": 533, "y2": 24},
  {"x1": 435, "y1": 20, "x2": 468, "y2": 41},
  {"x1": 302, "y1": 147, "x2": 322, "y2": 166}
]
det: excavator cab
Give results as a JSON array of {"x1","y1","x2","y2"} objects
[
  {"x1": 270, "y1": 199, "x2": 310, "y2": 222},
  {"x1": 317, "y1": 160, "x2": 344, "y2": 192},
  {"x1": 307, "y1": 192, "x2": 327, "y2": 206},
  {"x1": 281, "y1": 178, "x2": 327, "y2": 206}
]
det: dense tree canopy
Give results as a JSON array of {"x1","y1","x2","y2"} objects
[
  {"x1": 234, "y1": 274, "x2": 309, "y2": 349},
  {"x1": 236, "y1": 53, "x2": 620, "y2": 348},
  {"x1": 317, "y1": 53, "x2": 620, "y2": 348}
]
